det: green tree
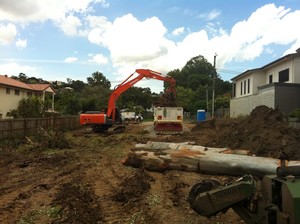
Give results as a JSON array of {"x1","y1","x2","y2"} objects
[
  {"x1": 87, "y1": 71, "x2": 111, "y2": 89},
  {"x1": 70, "y1": 80, "x2": 85, "y2": 92},
  {"x1": 118, "y1": 87, "x2": 153, "y2": 111},
  {"x1": 214, "y1": 95, "x2": 230, "y2": 109},
  {"x1": 18, "y1": 73, "x2": 28, "y2": 83},
  {"x1": 8, "y1": 97, "x2": 45, "y2": 118},
  {"x1": 167, "y1": 55, "x2": 232, "y2": 114},
  {"x1": 55, "y1": 90, "x2": 81, "y2": 115},
  {"x1": 79, "y1": 85, "x2": 111, "y2": 112},
  {"x1": 176, "y1": 86, "x2": 195, "y2": 112}
]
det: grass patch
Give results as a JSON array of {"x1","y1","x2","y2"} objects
[
  {"x1": 146, "y1": 194, "x2": 161, "y2": 206},
  {"x1": 18, "y1": 206, "x2": 62, "y2": 224}
]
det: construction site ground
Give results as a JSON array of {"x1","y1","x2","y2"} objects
[{"x1": 1, "y1": 106, "x2": 300, "y2": 224}]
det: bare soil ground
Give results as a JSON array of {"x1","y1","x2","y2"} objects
[{"x1": 1, "y1": 106, "x2": 299, "y2": 224}]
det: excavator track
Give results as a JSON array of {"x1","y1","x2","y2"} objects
[{"x1": 107, "y1": 125, "x2": 126, "y2": 134}]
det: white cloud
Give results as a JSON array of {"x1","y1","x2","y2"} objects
[
  {"x1": 0, "y1": 0, "x2": 110, "y2": 40},
  {"x1": 59, "y1": 15, "x2": 82, "y2": 36},
  {"x1": 15, "y1": 38, "x2": 27, "y2": 49},
  {"x1": 89, "y1": 54, "x2": 108, "y2": 64},
  {"x1": 86, "y1": 15, "x2": 111, "y2": 29},
  {"x1": 0, "y1": 63, "x2": 37, "y2": 76},
  {"x1": 1, "y1": 2, "x2": 300, "y2": 90},
  {"x1": 171, "y1": 27, "x2": 184, "y2": 36},
  {"x1": 95, "y1": 0, "x2": 110, "y2": 8},
  {"x1": 86, "y1": 15, "x2": 112, "y2": 44},
  {"x1": 0, "y1": 23, "x2": 17, "y2": 45},
  {"x1": 64, "y1": 57, "x2": 78, "y2": 63},
  {"x1": 214, "y1": 4, "x2": 300, "y2": 65},
  {"x1": 100, "y1": 4, "x2": 300, "y2": 80},
  {"x1": 91, "y1": 13, "x2": 171, "y2": 65},
  {"x1": 198, "y1": 9, "x2": 221, "y2": 21},
  {"x1": 0, "y1": 0, "x2": 108, "y2": 24}
]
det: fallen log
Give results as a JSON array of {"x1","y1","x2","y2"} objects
[
  {"x1": 135, "y1": 141, "x2": 250, "y2": 155},
  {"x1": 122, "y1": 141, "x2": 300, "y2": 178}
]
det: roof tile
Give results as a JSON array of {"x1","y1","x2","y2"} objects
[
  {"x1": 0, "y1": 75, "x2": 32, "y2": 90},
  {"x1": 0, "y1": 75, "x2": 54, "y2": 93}
]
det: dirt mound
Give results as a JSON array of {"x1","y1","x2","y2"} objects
[
  {"x1": 112, "y1": 169, "x2": 151, "y2": 204},
  {"x1": 196, "y1": 106, "x2": 300, "y2": 160},
  {"x1": 52, "y1": 181, "x2": 103, "y2": 224}
]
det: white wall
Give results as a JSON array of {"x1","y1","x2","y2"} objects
[
  {"x1": 230, "y1": 55, "x2": 300, "y2": 117},
  {"x1": 0, "y1": 86, "x2": 28, "y2": 119},
  {"x1": 233, "y1": 70, "x2": 267, "y2": 99},
  {"x1": 230, "y1": 87, "x2": 275, "y2": 117},
  {"x1": 294, "y1": 57, "x2": 300, "y2": 83},
  {"x1": 265, "y1": 60, "x2": 293, "y2": 83},
  {"x1": 252, "y1": 71, "x2": 265, "y2": 94},
  {"x1": 234, "y1": 75, "x2": 252, "y2": 98}
]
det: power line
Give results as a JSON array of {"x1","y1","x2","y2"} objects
[{"x1": 217, "y1": 68, "x2": 242, "y2": 74}]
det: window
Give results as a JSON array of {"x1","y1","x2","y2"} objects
[
  {"x1": 6, "y1": 88, "x2": 10, "y2": 94},
  {"x1": 247, "y1": 79, "x2": 250, "y2": 94},
  {"x1": 27, "y1": 92, "x2": 33, "y2": 97},
  {"x1": 233, "y1": 83, "x2": 236, "y2": 97},
  {"x1": 269, "y1": 74, "x2": 273, "y2": 84},
  {"x1": 244, "y1": 80, "x2": 246, "y2": 94},
  {"x1": 15, "y1": 89, "x2": 20, "y2": 95},
  {"x1": 279, "y1": 69, "x2": 289, "y2": 83},
  {"x1": 240, "y1": 82, "x2": 243, "y2": 95}
]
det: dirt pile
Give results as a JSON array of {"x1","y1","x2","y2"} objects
[
  {"x1": 195, "y1": 106, "x2": 300, "y2": 160},
  {"x1": 112, "y1": 170, "x2": 151, "y2": 204},
  {"x1": 52, "y1": 181, "x2": 103, "y2": 224}
]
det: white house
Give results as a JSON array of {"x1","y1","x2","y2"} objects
[
  {"x1": 0, "y1": 75, "x2": 55, "y2": 119},
  {"x1": 230, "y1": 48, "x2": 300, "y2": 117}
]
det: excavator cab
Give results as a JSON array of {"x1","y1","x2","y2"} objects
[{"x1": 105, "y1": 107, "x2": 123, "y2": 125}]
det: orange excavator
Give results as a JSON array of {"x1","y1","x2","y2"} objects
[{"x1": 80, "y1": 69, "x2": 176, "y2": 133}]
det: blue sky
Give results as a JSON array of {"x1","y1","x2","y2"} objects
[{"x1": 1, "y1": 0, "x2": 300, "y2": 92}]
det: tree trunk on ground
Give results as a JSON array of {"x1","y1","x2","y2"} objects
[{"x1": 122, "y1": 141, "x2": 300, "y2": 178}]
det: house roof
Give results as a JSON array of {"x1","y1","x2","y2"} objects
[
  {"x1": 0, "y1": 75, "x2": 33, "y2": 90},
  {"x1": 261, "y1": 52, "x2": 300, "y2": 70},
  {"x1": 231, "y1": 51, "x2": 300, "y2": 81},
  {"x1": 231, "y1": 68, "x2": 260, "y2": 81},
  {"x1": 0, "y1": 74, "x2": 55, "y2": 93},
  {"x1": 28, "y1": 84, "x2": 55, "y2": 92}
]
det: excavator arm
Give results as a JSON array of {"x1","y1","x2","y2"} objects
[{"x1": 106, "y1": 69, "x2": 176, "y2": 122}]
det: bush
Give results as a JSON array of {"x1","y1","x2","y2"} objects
[{"x1": 289, "y1": 109, "x2": 300, "y2": 121}]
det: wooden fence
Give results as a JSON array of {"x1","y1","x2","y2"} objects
[
  {"x1": 215, "y1": 108, "x2": 230, "y2": 118},
  {"x1": 0, "y1": 116, "x2": 80, "y2": 139}
]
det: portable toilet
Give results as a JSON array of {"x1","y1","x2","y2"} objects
[{"x1": 197, "y1": 109, "x2": 206, "y2": 122}]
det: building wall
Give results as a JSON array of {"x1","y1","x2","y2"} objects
[
  {"x1": 230, "y1": 86, "x2": 275, "y2": 117},
  {"x1": 294, "y1": 57, "x2": 300, "y2": 83},
  {"x1": 233, "y1": 75, "x2": 253, "y2": 98},
  {"x1": 252, "y1": 71, "x2": 265, "y2": 94},
  {"x1": 275, "y1": 84, "x2": 300, "y2": 114},
  {"x1": 265, "y1": 60, "x2": 293, "y2": 83},
  {"x1": 232, "y1": 71, "x2": 266, "y2": 99},
  {"x1": 230, "y1": 55, "x2": 300, "y2": 118},
  {"x1": 230, "y1": 83, "x2": 300, "y2": 117},
  {"x1": 0, "y1": 86, "x2": 29, "y2": 119}
]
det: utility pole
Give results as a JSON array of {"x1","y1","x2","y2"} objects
[
  {"x1": 206, "y1": 87, "x2": 209, "y2": 113},
  {"x1": 212, "y1": 53, "x2": 217, "y2": 118}
]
